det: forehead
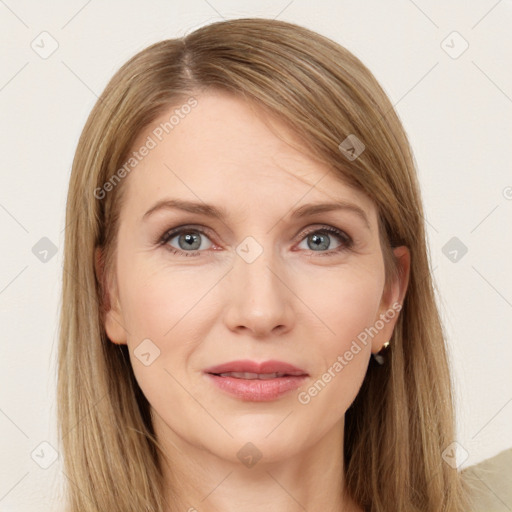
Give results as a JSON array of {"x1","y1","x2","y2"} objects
[{"x1": 122, "y1": 90, "x2": 376, "y2": 222}]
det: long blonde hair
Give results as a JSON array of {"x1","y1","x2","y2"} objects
[{"x1": 58, "y1": 18, "x2": 471, "y2": 511}]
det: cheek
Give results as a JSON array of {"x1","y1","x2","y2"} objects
[
  {"x1": 117, "y1": 262, "x2": 206, "y2": 412},
  {"x1": 301, "y1": 264, "x2": 384, "y2": 349},
  {"x1": 119, "y1": 259, "x2": 210, "y2": 339},
  {"x1": 117, "y1": 257, "x2": 220, "y2": 385},
  {"x1": 293, "y1": 265, "x2": 383, "y2": 415}
]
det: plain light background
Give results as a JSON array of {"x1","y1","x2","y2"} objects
[{"x1": 0, "y1": 0, "x2": 511, "y2": 510}]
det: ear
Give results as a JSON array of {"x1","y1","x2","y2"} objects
[
  {"x1": 95, "y1": 247, "x2": 127, "y2": 345},
  {"x1": 371, "y1": 245, "x2": 410, "y2": 354}
]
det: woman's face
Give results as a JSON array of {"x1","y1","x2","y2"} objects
[{"x1": 102, "y1": 90, "x2": 409, "y2": 465}]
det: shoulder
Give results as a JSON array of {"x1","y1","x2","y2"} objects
[{"x1": 461, "y1": 447, "x2": 512, "y2": 511}]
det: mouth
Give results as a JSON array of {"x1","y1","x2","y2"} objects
[
  {"x1": 203, "y1": 360, "x2": 309, "y2": 401},
  {"x1": 204, "y1": 359, "x2": 308, "y2": 376},
  {"x1": 212, "y1": 371, "x2": 304, "y2": 379}
]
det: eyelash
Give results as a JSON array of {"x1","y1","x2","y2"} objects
[{"x1": 158, "y1": 224, "x2": 354, "y2": 258}]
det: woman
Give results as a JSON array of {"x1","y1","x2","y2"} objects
[{"x1": 58, "y1": 18, "x2": 472, "y2": 511}]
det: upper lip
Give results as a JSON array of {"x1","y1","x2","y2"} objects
[{"x1": 204, "y1": 359, "x2": 308, "y2": 376}]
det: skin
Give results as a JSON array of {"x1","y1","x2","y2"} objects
[{"x1": 100, "y1": 90, "x2": 410, "y2": 512}]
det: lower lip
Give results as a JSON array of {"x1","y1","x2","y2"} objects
[{"x1": 205, "y1": 374, "x2": 308, "y2": 401}]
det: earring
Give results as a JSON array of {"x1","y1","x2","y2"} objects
[{"x1": 372, "y1": 341, "x2": 390, "y2": 365}]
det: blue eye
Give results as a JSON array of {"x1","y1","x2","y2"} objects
[
  {"x1": 296, "y1": 226, "x2": 353, "y2": 256},
  {"x1": 161, "y1": 227, "x2": 213, "y2": 257},
  {"x1": 159, "y1": 225, "x2": 353, "y2": 257}
]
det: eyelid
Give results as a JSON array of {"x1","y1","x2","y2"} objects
[
  {"x1": 160, "y1": 224, "x2": 214, "y2": 240},
  {"x1": 296, "y1": 224, "x2": 352, "y2": 242},
  {"x1": 159, "y1": 224, "x2": 217, "y2": 247}
]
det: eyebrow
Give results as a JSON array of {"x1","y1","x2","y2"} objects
[{"x1": 143, "y1": 198, "x2": 371, "y2": 230}]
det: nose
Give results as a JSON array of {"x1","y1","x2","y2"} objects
[{"x1": 222, "y1": 245, "x2": 294, "y2": 338}]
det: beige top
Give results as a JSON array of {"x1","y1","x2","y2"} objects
[{"x1": 462, "y1": 447, "x2": 512, "y2": 511}]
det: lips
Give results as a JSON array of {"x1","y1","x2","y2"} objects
[
  {"x1": 204, "y1": 359, "x2": 308, "y2": 377},
  {"x1": 203, "y1": 360, "x2": 309, "y2": 401}
]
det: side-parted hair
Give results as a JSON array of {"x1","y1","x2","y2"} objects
[{"x1": 58, "y1": 17, "x2": 472, "y2": 512}]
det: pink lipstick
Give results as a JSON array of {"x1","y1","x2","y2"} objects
[{"x1": 203, "y1": 360, "x2": 308, "y2": 401}]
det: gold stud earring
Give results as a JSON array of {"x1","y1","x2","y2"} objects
[{"x1": 373, "y1": 341, "x2": 390, "y2": 365}]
